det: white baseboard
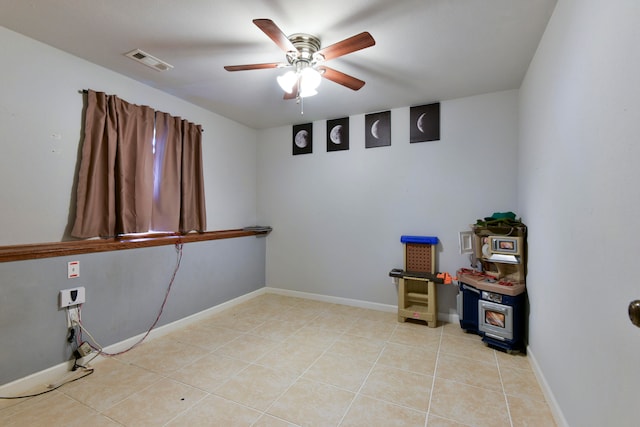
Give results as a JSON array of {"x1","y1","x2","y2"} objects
[
  {"x1": 526, "y1": 345, "x2": 569, "y2": 427},
  {"x1": 98, "y1": 288, "x2": 267, "y2": 355},
  {"x1": 265, "y1": 286, "x2": 460, "y2": 324},
  {"x1": 438, "y1": 312, "x2": 459, "y2": 324},
  {"x1": 264, "y1": 286, "x2": 397, "y2": 312},
  {"x1": 1, "y1": 286, "x2": 456, "y2": 398},
  {"x1": 0, "y1": 288, "x2": 267, "y2": 398},
  {"x1": 0, "y1": 360, "x2": 79, "y2": 399}
]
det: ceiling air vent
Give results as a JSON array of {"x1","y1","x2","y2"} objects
[{"x1": 125, "y1": 49, "x2": 173, "y2": 72}]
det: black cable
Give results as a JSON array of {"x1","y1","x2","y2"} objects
[
  {"x1": 1, "y1": 242, "x2": 183, "y2": 400},
  {"x1": 0, "y1": 366, "x2": 94, "y2": 399}
]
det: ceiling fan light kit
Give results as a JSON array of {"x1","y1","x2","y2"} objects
[
  {"x1": 277, "y1": 63, "x2": 322, "y2": 97},
  {"x1": 300, "y1": 67, "x2": 322, "y2": 97},
  {"x1": 224, "y1": 19, "x2": 375, "y2": 104},
  {"x1": 277, "y1": 71, "x2": 298, "y2": 94}
]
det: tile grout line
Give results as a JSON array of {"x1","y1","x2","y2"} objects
[
  {"x1": 161, "y1": 391, "x2": 209, "y2": 427},
  {"x1": 131, "y1": 358, "x2": 220, "y2": 427},
  {"x1": 424, "y1": 324, "x2": 444, "y2": 427},
  {"x1": 335, "y1": 321, "x2": 400, "y2": 427},
  {"x1": 123, "y1": 301, "x2": 308, "y2": 426},
  {"x1": 248, "y1": 307, "x2": 349, "y2": 426},
  {"x1": 11, "y1": 296, "x2": 548, "y2": 426},
  {"x1": 495, "y1": 351, "x2": 514, "y2": 427},
  {"x1": 184, "y1": 301, "x2": 319, "y2": 427}
]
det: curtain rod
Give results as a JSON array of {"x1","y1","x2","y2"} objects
[{"x1": 78, "y1": 89, "x2": 204, "y2": 132}]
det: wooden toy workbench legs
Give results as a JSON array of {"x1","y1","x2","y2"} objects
[{"x1": 397, "y1": 277, "x2": 438, "y2": 327}]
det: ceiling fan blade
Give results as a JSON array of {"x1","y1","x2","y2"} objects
[
  {"x1": 224, "y1": 62, "x2": 283, "y2": 71},
  {"x1": 318, "y1": 66, "x2": 365, "y2": 91},
  {"x1": 315, "y1": 32, "x2": 375, "y2": 61},
  {"x1": 253, "y1": 19, "x2": 297, "y2": 53}
]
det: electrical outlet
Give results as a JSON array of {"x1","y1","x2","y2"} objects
[
  {"x1": 67, "y1": 306, "x2": 80, "y2": 327},
  {"x1": 59, "y1": 287, "x2": 86, "y2": 308},
  {"x1": 67, "y1": 261, "x2": 79, "y2": 278}
]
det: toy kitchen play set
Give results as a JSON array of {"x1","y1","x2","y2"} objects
[{"x1": 457, "y1": 213, "x2": 527, "y2": 352}]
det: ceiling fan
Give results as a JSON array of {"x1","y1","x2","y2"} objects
[{"x1": 224, "y1": 19, "x2": 375, "y2": 100}]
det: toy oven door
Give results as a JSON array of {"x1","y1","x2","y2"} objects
[{"x1": 478, "y1": 300, "x2": 514, "y2": 341}]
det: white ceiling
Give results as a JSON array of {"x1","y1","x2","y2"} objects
[{"x1": 0, "y1": 0, "x2": 556, "y2": 129}]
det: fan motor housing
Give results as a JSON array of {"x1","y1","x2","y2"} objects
[{"x1": 287, "y1": 33, "x2": 322, "y2": 64}]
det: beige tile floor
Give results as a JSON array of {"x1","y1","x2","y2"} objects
[{"x1": 0, "y1": 293, "x2": 557, "y2": 426}]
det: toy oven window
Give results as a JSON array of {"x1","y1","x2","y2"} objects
[{"x1": 485, "y1": 310, "x2": 506, "y2": 328}]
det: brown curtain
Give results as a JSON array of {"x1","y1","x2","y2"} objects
[
  {"x1": 179, "y1": 119, "x2": 206, "y2": 232},
  {"x1": 152, "y1": 112, "x2": 206, "y2": 233},
  {"x1": 152, "y1": 112, "x2": 181, "y2": 232},
  {"x1": 72, "y1": 90, "x2": 206, "y2": 238}
]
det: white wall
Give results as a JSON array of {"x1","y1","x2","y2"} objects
[
  {"x1": 0, "y1": 237, "x2": 266, "y2": 385},
  {"x1": 0, "y1": 26, "x2": 257, "y2": 245},
  {"x1": 0, "y1": 26, "x2": 265, "y2": 386},
  {"x1": 257, "y1": 90, "x2": 519, "y2": 315},
  {"x1": 519, "y1": 1, "x2": 640, "y2": 425}
]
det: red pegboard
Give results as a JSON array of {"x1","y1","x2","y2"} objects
[{"x1": 405, "y1": 243, "x2": 434, "y2": 273}]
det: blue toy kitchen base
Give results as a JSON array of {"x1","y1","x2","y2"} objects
[{"x1": 457, "y1": 272, "x2": 526, "y2": 354}]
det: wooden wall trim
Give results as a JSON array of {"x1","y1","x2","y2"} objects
[{"x1": 0, "y1": 229, "x2": 268, "y2": 263}]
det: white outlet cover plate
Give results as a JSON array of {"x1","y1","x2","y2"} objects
[
  {"x1": 59, "y1": 286, "x2": 86, "y2": 308},
  {"x1": 68, "y1": 261, "x2": 80, "y2": 278}
]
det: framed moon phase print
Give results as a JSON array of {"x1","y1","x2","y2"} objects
[
  {"x1": 365, "y1": 111, "x2": 391, "y2": 148},
  {"x1": 292, "y1": 123, "x2": 312, "y2": 155},
  {"x1": 326, "y1": 117, "x2": 349, "y2": 152},
  {"x1": 410, "y1": 102, "x2": 440, "y2": 143}
]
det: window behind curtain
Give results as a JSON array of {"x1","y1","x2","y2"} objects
[{"x1": 71, "y1": 90, "x2": 206, "y2": 239}]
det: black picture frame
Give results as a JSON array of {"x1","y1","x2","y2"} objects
[
  {"x1": 410, "y1": 102, "x2": 440, "y2": 143},
  {"x1": 365, "y1": 111, "x2": 391, "y2": 148},
  {"x1": 292, "y1": 123, "x2": 312, "y2": 155},
  {"x1": 326, "y1": 117, "x2": 349, "y2": 152}
]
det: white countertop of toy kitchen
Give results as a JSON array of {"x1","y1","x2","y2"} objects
[{"x1": 457, "y1": 272, "x2": 526, "y2": 296}]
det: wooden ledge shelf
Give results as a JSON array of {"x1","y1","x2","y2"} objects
[{"x1": 0, "y1": 229, "x2": 269, "y2": 263}]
